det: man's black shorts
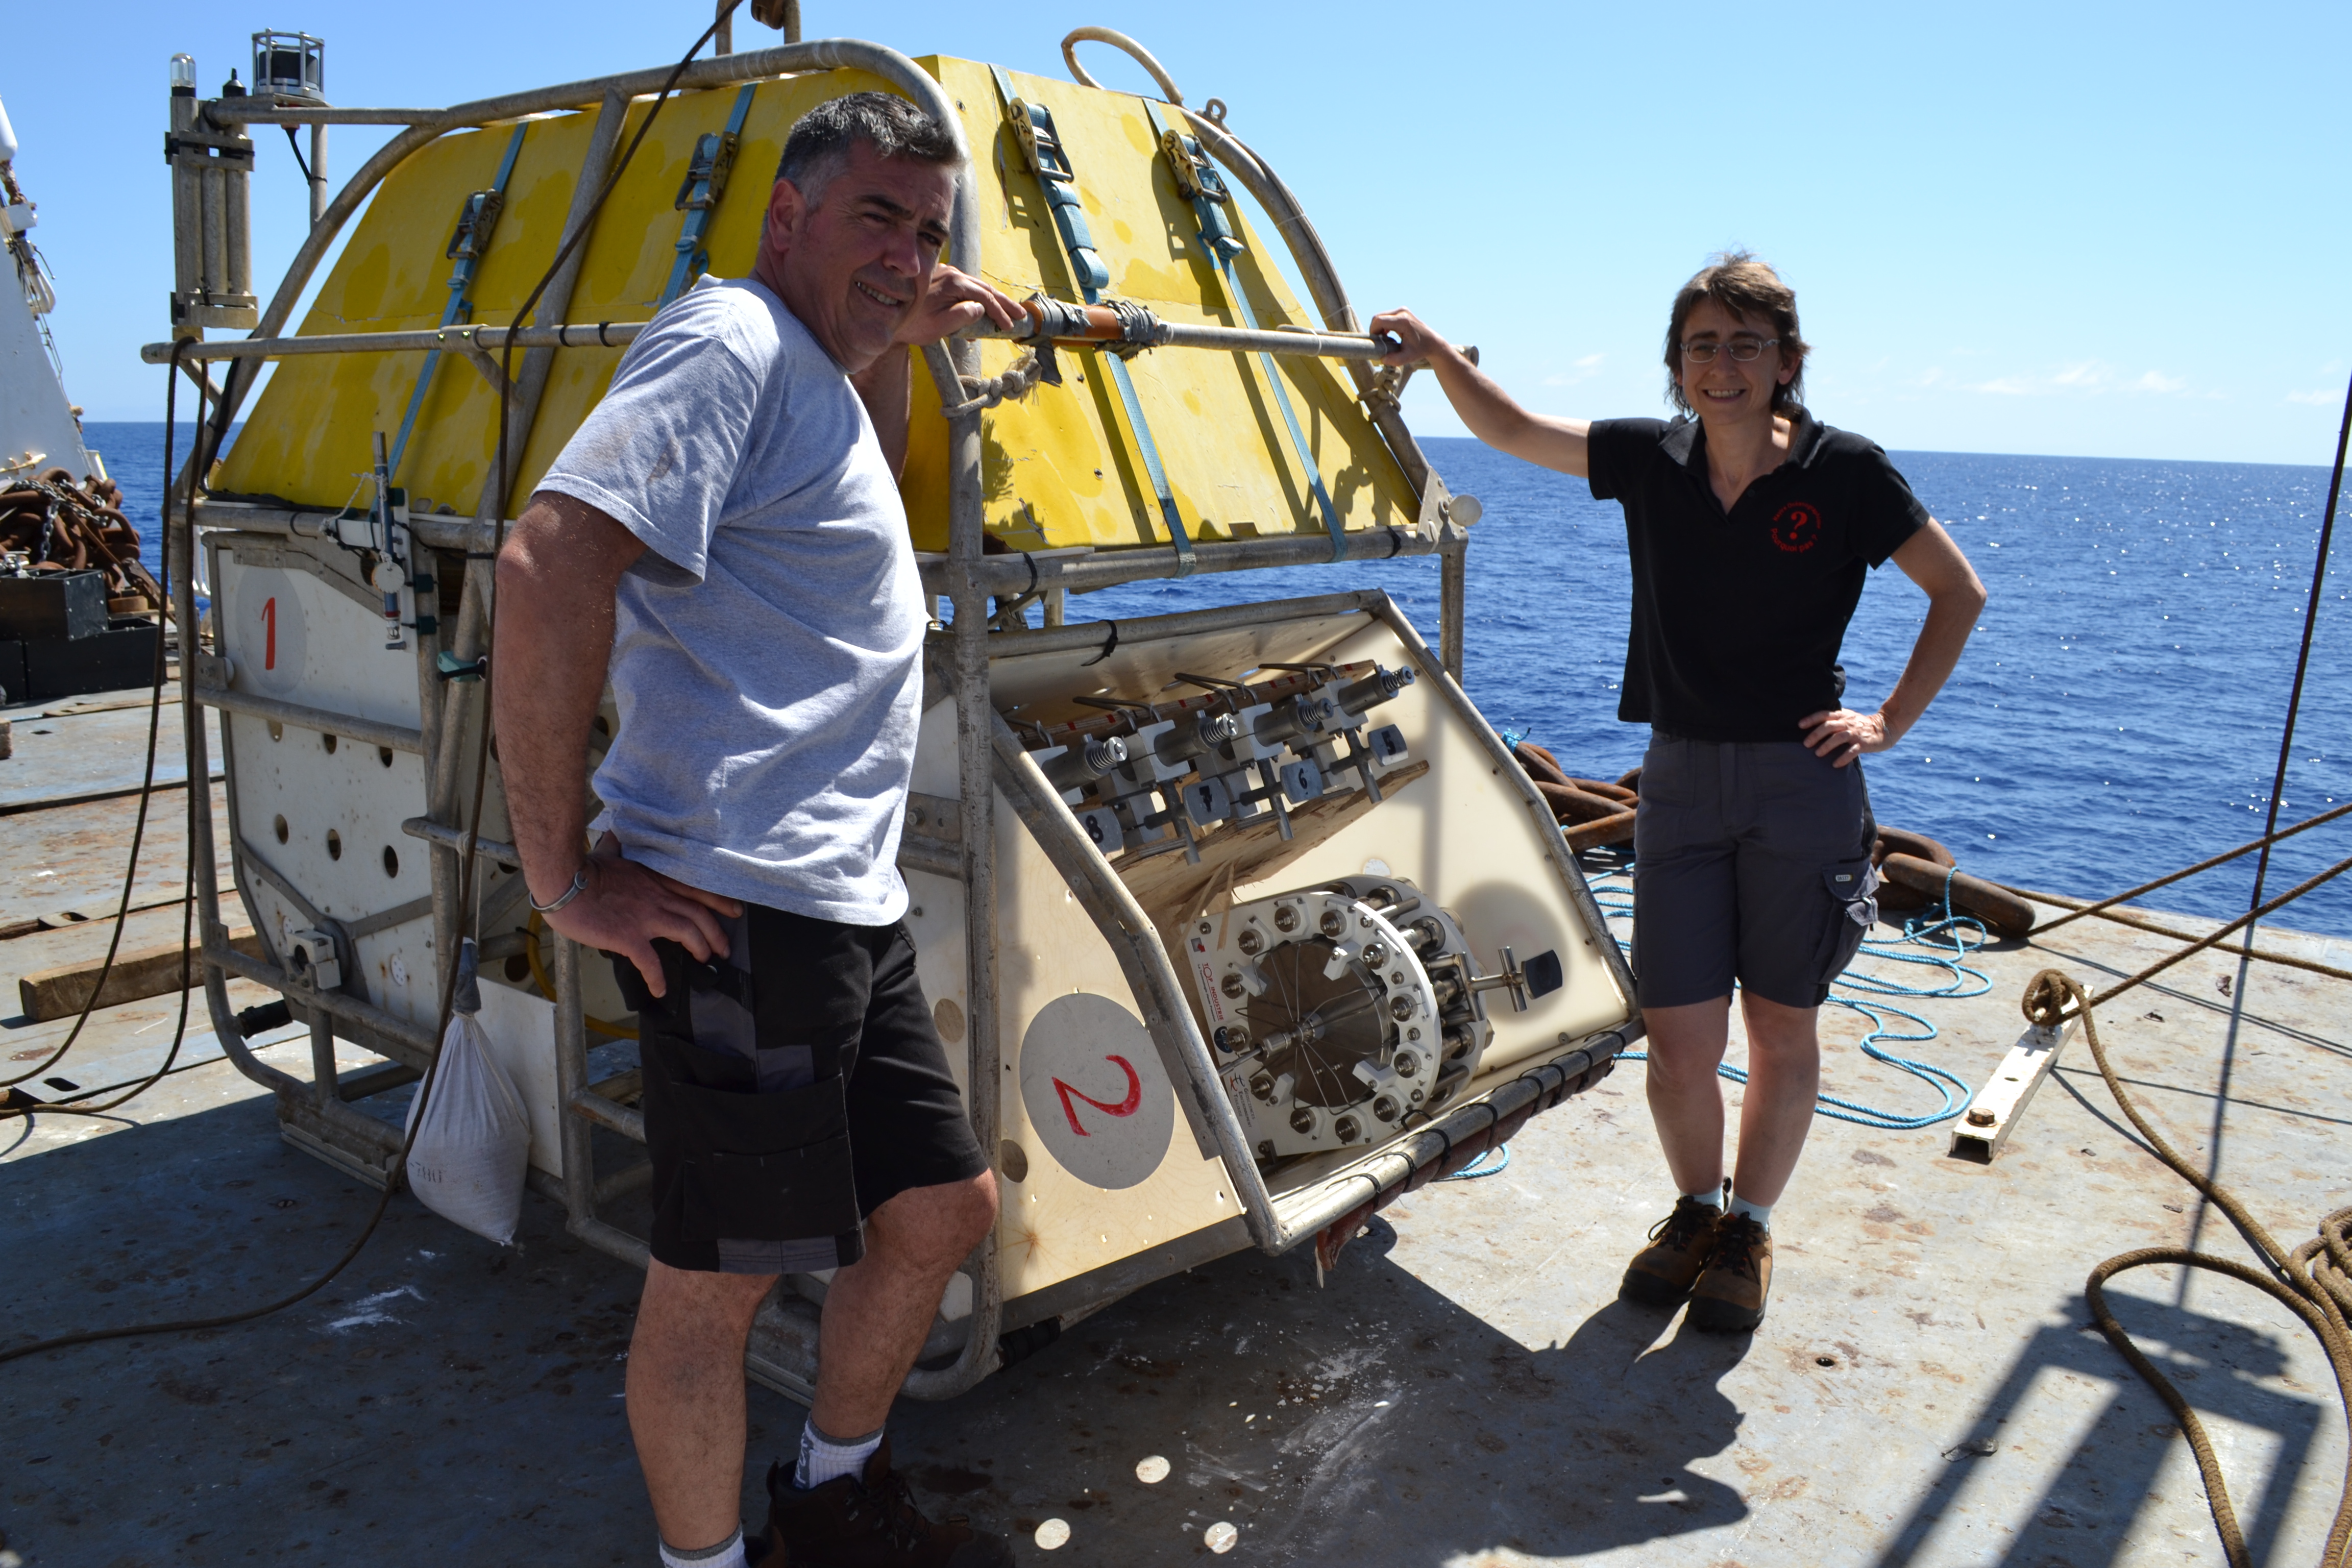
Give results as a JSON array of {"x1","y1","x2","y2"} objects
[{"x1": 612, "y1": 904, "x2": 989, "y2": 1276}]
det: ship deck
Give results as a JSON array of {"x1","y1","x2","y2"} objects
[{"x1": 3, "y1": 688, "x2": 2346, "y2": 1567}]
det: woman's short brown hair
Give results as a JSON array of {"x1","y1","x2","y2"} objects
[{"x1": 1663, "y1": 251, "x2": 1809, "y2": 415}]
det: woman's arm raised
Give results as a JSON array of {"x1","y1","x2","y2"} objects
[{"x1": 1370, "y1": 308, "x2": 1592, "y2": 477}]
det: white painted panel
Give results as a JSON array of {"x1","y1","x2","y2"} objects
[{"x1": 0, "y1": 271, "x2": 88, "y2": 477}]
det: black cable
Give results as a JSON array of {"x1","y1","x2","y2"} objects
[
  {"x1": 0, "y1": 2, "x2": 743, "y2": 1367},
  {"x1": 2244, "y1": 368, "x2": 2352, "y2": 925},
  {"x1": 280, "y1": 125, "x2": 314, "y2": 188}
]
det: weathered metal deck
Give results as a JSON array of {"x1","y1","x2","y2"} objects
[{"x1": 4, "y1": 688, "x2": 2345, "y2": 1567}]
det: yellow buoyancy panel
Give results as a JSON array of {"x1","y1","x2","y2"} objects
[{"x1": 217, "y1": 58, "x2": 1418, "y2": 553}]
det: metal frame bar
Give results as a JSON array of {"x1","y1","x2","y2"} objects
[
  {"x1": 141, "y1": 314, "x2": 1396, "y2": 366},
  {"x1": 193, "y1": 683, "x2": 424, "y2": 754},
  {"x1": 190, "y1": 497, "x2": 1448, "y2": 595}
]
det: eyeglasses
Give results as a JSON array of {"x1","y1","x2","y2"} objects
[{"x1": 1680, "y1": 336, "x2": 1779, "y2": 363}]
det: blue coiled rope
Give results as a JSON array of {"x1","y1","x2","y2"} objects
[
  {"x1": 1437, "y1": 1144, "x2": 1512, "y2": 1181},
  {"x1": 1586, "y1": 860, "x2": 1983, "y2": 1130}
]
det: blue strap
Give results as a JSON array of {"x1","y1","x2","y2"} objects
[
  {"x1": 660, "y1": 84, "x2": 758, "y2": 307},
  {"x1": 389, "y1": 121, "x2": 529, "y2": 479},
  {"x1": 991, "y1": 67, "x2": 1194, "y2": 573},
  {"x1": 1146, "y1": 100, "x2": 1345, "y2": 563}
]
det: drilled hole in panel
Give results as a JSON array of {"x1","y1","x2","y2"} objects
[
  {"x1": 321, "y1": 732, "x2": 338, "y2": 754},
  {"x1": 326, "y1": 829, "x2": 342, "y2": 860},
  {"x1": 273, "y1": 814, "x2": 288, "y2": 844},
  {"x1": 381, "y1": 846, "x2": 399, "y2": 877}
]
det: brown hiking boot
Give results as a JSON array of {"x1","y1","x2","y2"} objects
[
  {"x1": 1687, "y1": 1212, "x2": 1774, "y2": 1333},
  {"x1": 1619, "y1": 1193, "x2": 1723, "y2": 1307},
  {"x1": 760, "y1": 1439, "x2": 1013, "y2": 1567}
]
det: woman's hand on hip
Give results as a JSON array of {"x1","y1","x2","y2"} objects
[{"x1": 1798, "y1": 707, "x2": 1893, "y2": 767}]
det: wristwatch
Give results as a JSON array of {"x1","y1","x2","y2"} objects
[{"x1": 528, "y1": 865, "x2": 591, "y2": 914}]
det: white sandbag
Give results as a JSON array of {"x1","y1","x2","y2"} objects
[{"x1": 404, "y1": 1002, "x2": 530, "y2": 1246}]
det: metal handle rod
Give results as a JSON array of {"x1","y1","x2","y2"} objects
[
  {"x1": 966, "y1": 312, "x2": 1393, "y2": 361},
  {"x1": 142, "y1": 315, "x2": 1399, "y2": 365},
  {"x1": 193, "y1": 681, "x2": 425, "y2": 754}
]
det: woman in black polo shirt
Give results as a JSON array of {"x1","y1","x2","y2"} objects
[{"x1": 1371, "y1": 253, "x2": 1984, "y2": 1333}]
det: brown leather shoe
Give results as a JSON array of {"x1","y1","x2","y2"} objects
[
  {"x1": 1619, "y1": 1193, "x2": 1724, "y2": 1307},
  {"x1": 761, "y1": 1439, "x2": 1013, "y2": 1567},
  {"x1": 1687, "y1": 1212, "x2": 1773, "y2": 1332}
]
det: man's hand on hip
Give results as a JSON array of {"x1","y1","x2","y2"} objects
[{"x1": 542, "y1": 834, "x2": 743, "y2": 998}]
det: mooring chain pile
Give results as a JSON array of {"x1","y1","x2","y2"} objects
[
  {"x1": 0, "y1": 469, "x2": 167, "y2": 611},
  {"x1": 2020, "y1": 970, "x2": 2352, "y2": 1568},
  {"x1": 1511, "y1": 740, "x2": 1638, "y2": 850}
]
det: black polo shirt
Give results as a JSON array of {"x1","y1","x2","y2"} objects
[{"x1": 1587, "y1": 409, "x2": 1928, "y2": 743}]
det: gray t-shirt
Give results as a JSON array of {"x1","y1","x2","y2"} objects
[{"x1": 537, "y1": 275, "x2": 923, "y2": 926}]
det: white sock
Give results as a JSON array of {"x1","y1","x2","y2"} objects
[
  {"x1": 1729, "y1": 1193, "x2": 1772, "y2": 1229},
  {"x1": 1680, "y1": 1185, "x2": 1724, "y2": 1209},
  {"x1": 659, "y1": 1526, "x2": 745, "y2": 1568},
  {"x1": 795, "y1": 1419, "x2": 885, "y2": 1489}
]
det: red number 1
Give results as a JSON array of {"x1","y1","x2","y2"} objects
[{"x1": 261, "y1": 595, "x2": 278, "y2": 670}]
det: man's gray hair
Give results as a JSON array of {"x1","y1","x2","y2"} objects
[{"x1": 774, "y1": 91, "x2": 963, "y2": 201}]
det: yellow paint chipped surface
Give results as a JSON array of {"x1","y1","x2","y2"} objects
[{"x1": 218, "y1": 58, "x2": 1416, "y2": 553}]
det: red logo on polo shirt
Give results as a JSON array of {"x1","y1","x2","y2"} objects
[{"x1": 1771, "y1": 501, "x2": 1822, "y2": 553}]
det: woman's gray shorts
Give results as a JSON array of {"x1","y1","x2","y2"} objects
[{"x1": 1631, "y1": 733, "x2": 1879, "y2": 1011}]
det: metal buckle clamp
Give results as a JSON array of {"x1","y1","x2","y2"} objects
[
  {"x1": 387, "y1": 120, "x2": 529, "y2": 478},
  {"x1": 660, "y1": 83, "x2": 758, "y2": 308},
  {"x1": 1144, "y1": 99, "x2": 1346, "y2": 563},
  {"x1": 445, "y1": 189, "x2": 506, "y2": 266},
  {"x1": 990, "y1": 66, "x2": 1196, "y2": 574}
]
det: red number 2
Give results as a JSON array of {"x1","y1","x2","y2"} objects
[{"x1": 1054, "y1": 1055, "x2": 1142, "y2": 1137}]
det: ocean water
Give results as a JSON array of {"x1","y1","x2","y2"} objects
[{"x1": 81, "y1": 423, "x2": 2352, "y2": 938}]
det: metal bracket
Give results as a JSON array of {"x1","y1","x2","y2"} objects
[
  {"x1": 1949, "y1": 1017, "x2": 2077, "y2": 1163},
  {"x1": 455, "y1": 341, "x2": 513, "y2": 399}
]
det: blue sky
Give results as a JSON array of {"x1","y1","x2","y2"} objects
[{"x1": 6, "y1": 1, "x2": 2347, "y2": 464}]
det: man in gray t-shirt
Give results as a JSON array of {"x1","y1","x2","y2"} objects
[{"x1": 495, "y1": 94, "x2": 1018, "y2": 1568}]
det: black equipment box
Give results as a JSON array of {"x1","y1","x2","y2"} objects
[
  {"x1": 21, "y1": 621, "x2": 160, "y2": 703},
  {"x1": 0, "y1": 571, "x2": 110, "y2": 642}
]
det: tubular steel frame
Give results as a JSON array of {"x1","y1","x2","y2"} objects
[{"x1": 164, "y1": 37, "x2": 1629, "y2": 1404}]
